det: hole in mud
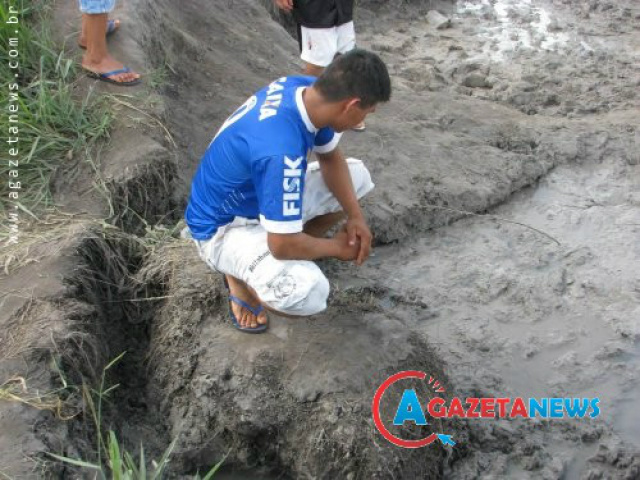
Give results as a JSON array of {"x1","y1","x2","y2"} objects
[{"x1": 59, "y1": 231, "x2": 171, "y2": 467}]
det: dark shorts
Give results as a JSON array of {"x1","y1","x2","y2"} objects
[{"x1": 293, "y1": 0, "x2": 354, "y2": 29}]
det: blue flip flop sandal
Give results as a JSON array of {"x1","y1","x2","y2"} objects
[
  {"x1": 84, "y1": 67, "x2": 141, "y2": 86},
  {"x1": 223, "y1": 277, "x2": 268, "y2": 334},
  {"x1": 106, "y1": 19, "x2": 119, "y2": 36},
  {"x1": 79, "y1": 19, "x2": 120, "y2": 49}
]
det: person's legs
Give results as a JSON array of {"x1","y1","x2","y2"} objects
[
  {"x1": 302, "y1": 158, "x2": 375, "y2": 222},
  {"x1": 224, "y1": 273, "x2": 268, "y2": 329},
  {"x1": 303, "y1": 62, "x2": 325, "y2": 77},
  {"x1": 78, "y1": 0, "x2": 140, "y2": 84},
  {"x1": 195, "y1": 220, "x2": 331, "y2": 326},
  {"x1": 303, "y1": 211, "x2": 345, "y2": 238},
  {"x1": 301, "y1": 158, "x2": 375, "y2": 238},
  {"x1": 335, "y1": 21, "x2": 356, "y2": 55},
  {"x1": 193, "y1": 160, "x2": 374, "y2": 329}
]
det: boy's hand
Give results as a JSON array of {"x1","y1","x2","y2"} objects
[
  {"x1": 333, "y1": 229, "x2": 361, "y2": 262},
  {"x1": 274, "y1": 0, "x2": 293, "y2": 12},
  {"x1": 345, "y1": 215, "x2": 372, "y2": 265}
]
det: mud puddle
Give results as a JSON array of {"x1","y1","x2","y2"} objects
[
  {"x1": 458, "y1": 0, "x2": 570, "y2": 61},
  {"x1": 359, "y1": 150, "x2": 640, "y2": 474}
]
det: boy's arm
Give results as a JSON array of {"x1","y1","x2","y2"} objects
[
  {"x1": 315, "y1": 147, "x2": 372, "y2": 265},
  {"x1": 267, "y1": 230, "x2": 358, "y2": 261},
  {"x1": 254, "y1": 153, "x2": 359, "y2": 262}
]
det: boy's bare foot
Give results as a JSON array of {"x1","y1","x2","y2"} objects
[
  {"x1": 82, "y1": 54, "x2": 140, "y2": 84},
  {"x1": 225, "y1": 275, "x2": 268, "y2": 330}
]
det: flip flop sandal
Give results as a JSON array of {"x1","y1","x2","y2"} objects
[
  {"x1": 352, "y1": 123, "x2": 366, "y2": 132},
  {"x1": 78, "y1": 19, "x2": 119, "y2": 49},
  {"x1": 223, "y1": 277, "x2": 268, "y2": 334},
  {"x1": 84, "y1": 67, "x2": 141, "y2": 86}
]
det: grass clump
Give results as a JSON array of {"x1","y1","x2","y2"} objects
[
  {"x1": 0, "y1": 2, "x2": 112, "y2": 217},
  {"x1": 48, "y1": 353, "x2": 226, "y2": 479}
]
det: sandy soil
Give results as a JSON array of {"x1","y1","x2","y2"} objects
[{"x1": 1, "y1": 0, "x2": 639, "y2": 478}]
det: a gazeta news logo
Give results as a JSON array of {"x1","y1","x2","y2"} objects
[{"x1": 372, "y1": 371, "x2": 601, "y2": 448}]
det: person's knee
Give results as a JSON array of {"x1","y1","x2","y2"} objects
[
  {"x1": 297, "y1": 273, "x2": 330, "y2": 316},
  {"x1": 269, "y1": 268, "x2": 330, "y2": 316},
  {"x1": 347, "y1": 159, "x2": 375, "y2": 199}
]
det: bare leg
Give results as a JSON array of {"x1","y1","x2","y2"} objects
[
  {"x1": 303, "y1": 62, "x2": 325, "y2": 77},
  {"x1": 81, "y1": 13, "x2": 139, "y2": 83},
  {"x1": 79, "y1": 16, "x2": 119, "y2": 47},
  {"x1": 304, "y1": 211, "x2": 345, "y2": 238},
  {"x1": 80, "y1": 13, "x2": 88, "y2": 46}
]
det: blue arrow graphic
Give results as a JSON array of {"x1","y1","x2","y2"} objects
[{"x1": 437, "y1": 434, "x2": 456, "y2": 446}]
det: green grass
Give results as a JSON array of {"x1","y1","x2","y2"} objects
[
  {"x1": 0, "y1": 1, "x2": 113, "y2": 218},
  {"x1": 48, "y1": 352, "x2": 227, "y2": 479}
]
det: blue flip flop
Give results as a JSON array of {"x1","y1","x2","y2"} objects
[
  {"x1": 84, "y1": 67, "x2": 141, "y2": 86},
  {"x1": 223, "y1": 277, "x2": 268, "y2": 334},
  {"x1": 106, "y1": 19, "x2": 119, "y2": 36},
  {"x1": 79, "y1": 19, "x2": 120, "y2": 49}
]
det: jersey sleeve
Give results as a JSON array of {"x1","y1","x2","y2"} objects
[
  {"x1": 313, "y1": 127, "x2": 342, "y2": 154},
  {"x1": 252, "y1": 154, "x2": 307, "y2": 234}
]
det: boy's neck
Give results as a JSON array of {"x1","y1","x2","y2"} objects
[{"x1": 302, "y1": 87, "x2": 331, "y2": 130}]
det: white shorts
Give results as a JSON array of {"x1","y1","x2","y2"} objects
[
  {"x1": 300, "y1": 21, "x2": 356, "y2": 68},
  {"x1": 193, "y1": 158, "x2": 374, "y2": 316}
]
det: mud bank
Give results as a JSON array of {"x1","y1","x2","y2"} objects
[
  {"x1": 140, "y1": 242, "x2": 466, "y2": 478},
  {"x1": 0, "y1": 225, "x2": 164, "y2": 477}
]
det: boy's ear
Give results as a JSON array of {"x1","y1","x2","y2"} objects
[{"x1": 344, "y1": 97, "x2": 361, "y2": 112}]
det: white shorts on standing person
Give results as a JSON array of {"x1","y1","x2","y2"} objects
[
  {"x1": 299, "y1": 20, "x2": 356, "y2": 72},
  {"x1": 274, "y1": 0, "x2": 366, "y2": 132},
  {"x1": 274, "y1": 0, "x2": 366, "y2": 130},
  {"x1": 275, "y1": 0, "x2": 356, "y2": 76}
]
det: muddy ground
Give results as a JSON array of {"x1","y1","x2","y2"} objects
[{"x1": 1, "y1": 0, "x2": 639, "y2": 478}]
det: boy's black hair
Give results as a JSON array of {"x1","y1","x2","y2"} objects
[{"x1": 314, "y1": 49, "x2": 391, "y2": 108}]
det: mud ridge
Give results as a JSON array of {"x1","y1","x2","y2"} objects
[{"x1": 137, "y1": 242, "x2": 473, "y2": 478}]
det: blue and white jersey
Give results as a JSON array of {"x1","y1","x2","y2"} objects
[{"x1": 185, "y1": 76, "x2": 341, "y2": 240}]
